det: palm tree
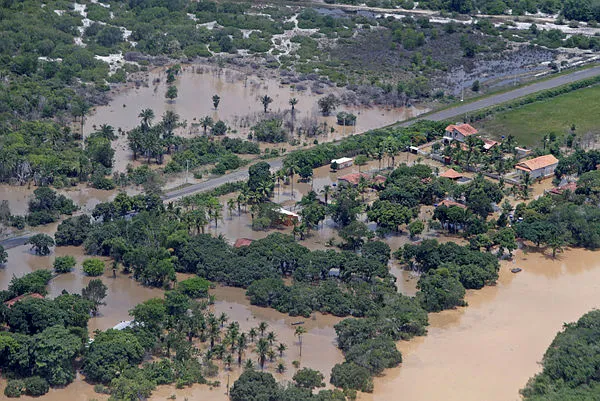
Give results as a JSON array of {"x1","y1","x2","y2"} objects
[
  {"x1": 200, "y1": 116, "x2": 213, "y2": 135},
  {"x1": 289, "y1": 98, "x2": 298, "y2": 116},
  {"x1": 236, "y1": 193, "x2": 246, "y2": 215},
  {"x1": 259, "y1": 95, "x2": 273, "y2": 113},
  {"x1": 266, "y1": 331, "x2": 277, "y2": 345},
  {"x1": 276, "y1": 362, "x2": 286, "y2": 374},
  {"x1": 237, "y1": 333, "x2": 248, "y2": 365},
  {"x1": 218, "y1": 312, "x2": 229, "y2": 328},
  {"x1": 224, "y1": 353, "x2": 234, "y2": 370},
  {"x1": 257, "y1": 181, "x2": 273, "y2": 202},
  {"x1": 287, "y1": 164, "x2": 298, "y2": 198},
  {"x1": 289, "y1": 98, "x2": 298, "y2": 134},
  {"x1": 209, "y1": 321, "x2": 220, "y2": 349},
  {"x1": 255, "y1": 338, "x2": 269, "y2": 370},
  {"x1": 277, "y1": 343, "x2": 287, "y2": 357},
  {"x1": 227, "y1": 198, "x2": 236, "y2": 218},
  {"x1": 138, "y1": 108, "x2": 155, "y2": 132},
  {"x1": 249, "y1": 328, "x2": 258, "y2": 343},
  {"x1": 320, "y1": 185, "x2": 332, "y2": 205},
  {"x1": 267, "y1": 349, "x2": 276, "y2": 362},
  {"x1": 258, "y1": 321, "x2": 268, "y2": 337},
  {"x1": 294, "y1": 326, "x2": 307, "y2": 357}
]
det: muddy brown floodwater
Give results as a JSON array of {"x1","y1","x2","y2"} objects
[
  {"x1": 85, "y1": 65, "x2": 427, "y2": 172},
  {"x1": 362, "y1": 247, "x2": 600, "y2": 401}
]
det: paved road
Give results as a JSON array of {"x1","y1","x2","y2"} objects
[
  {"x1": 163, "y1": 159, "x2": 284, "y2": 201},
  {"x1": 163, "y1": 65, "x2": 600, "y2": 201},
  {"x1": 398, "y1": 65, "x2": 600, "y2": 126},
  {"x1": 0, "y1": 234, "x2": 32, "y2": 250}
]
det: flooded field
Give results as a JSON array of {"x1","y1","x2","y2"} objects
[{"x1": 85, "y1": 65, "x2": 426, "y2": 172}]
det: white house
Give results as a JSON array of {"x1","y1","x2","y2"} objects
[
  {"x1": 444, "y1": 123, "x2": 478, "y2": 143},
  {"x1": 515, "y1": 154, "x2": 559, "y2": 179},
  {"x1": 331, "y1": 157, "x2": 353, "y2": 169}
]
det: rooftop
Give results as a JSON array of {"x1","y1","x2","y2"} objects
[
  {"x1": 338, "y1": 172, "x2": 371, "y2": 186},
  {"x1": 234, "y1": 238, "x2": 254, "y2": 248},
  {"x1": 278, "y1": 208, "x2": 300, "y2": 218},
  {"x1": 331, "y1": 157, "x2": 353, "y2": 164},
  {"x1": 4, "y1": 293, "x2": 44, "y2": 308},
  {"x1": 439, "y1": 168, "x2": 463, "y2": 180},
  {"x1": 438, "y1": 199, "x2": 467, "y2": 209},
  {"x1": 516, "y1": 154, "x2": 559, "y2": 172},
  {"x1": 445, "y1": 123, "x2": 478, "y2": 137},
  {"x1": 549, "y1": 182, "x2": 577, "y2": 195}
]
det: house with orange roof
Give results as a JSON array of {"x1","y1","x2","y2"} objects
[
  {"x1": 515, "y1": 154, "x2": 559, "y2": 179},
  {"x1": 439, "y1": 168, "x2": 463, "y2": 180},
  {"x1": 444, "y1": 123, "x2": 478, "y2": 143},
  {"x1": 4, "y1": 293, "x2": 44, "y2": 308}
]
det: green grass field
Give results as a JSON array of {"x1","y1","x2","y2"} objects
[{"x1": 474, "y1": 84, "x2": 600, "y2": 147}]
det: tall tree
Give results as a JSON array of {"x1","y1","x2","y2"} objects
[
  {"x1": 82, "y1": 278, "x2": 108, "y2": 315},
  {"x1": 294, "y1": 326, "x2": 307, "y2": 357}
]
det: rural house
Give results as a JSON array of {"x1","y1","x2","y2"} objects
[
  {"x1": 331, "y1": 157, "x2": 354, "y2": 169},
  {"x1": 515, "y1": 154, "x2": 559, "y2": 179},
  {"x1": 444, "y1": 123, "x2": 478, "y2": 143}
]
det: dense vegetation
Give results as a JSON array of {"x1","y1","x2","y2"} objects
[
  {"x1": 0, "y1": 273, "x2": 107, "y2": 397},
  {"x1": 521, "y1": 310, "x2": 600, "y2": 400}
]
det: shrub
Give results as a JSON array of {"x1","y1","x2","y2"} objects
[
  {"x1": 24, "y1": 376, "x2": 49, "y2": 397},
  {"x1": 4, "y1": 380, "x2": 25, "y2": 398},
  {"x1": 54, "y1": 255, "x2": 77, "y2": 273},
  {"x1": 83, "y1": 258, "x2": 105, "y2": 276},
  {"x1": 178, "y1": 277, "x2": 211, "y2": 298},
  {"x1": 330, "y1": 362, "x2": 373, "y2": 393}
]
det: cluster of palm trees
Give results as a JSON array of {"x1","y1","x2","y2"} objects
[
  {"x1": 200, "y1": 316, "x2": 289, "y2": 372},
  {"x1": 127, "y1": 108, "x2": 183, "y2": 164},
  {"x1": 177, "y1": 194, "x2": 224, "y2": 232}
]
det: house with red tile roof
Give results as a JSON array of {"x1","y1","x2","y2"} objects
[
  {"x1": 338, "y1": 172, "x2": 371, "y2": 186},
  {"x1": 444, "y1": 123, "x2": 478, "y2": 143},
  {"x1": 4, "y1": 293, "x2": 44, "y2": 308},
  {"x1": 516, "y1": 154, "x2": 559, "y2": 179}
]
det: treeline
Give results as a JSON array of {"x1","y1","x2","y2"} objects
[
  {"x1": 521, "y1": 309, "x2": 600, "y2": 400},
  {"x1": 283, "y1": 120, "x2": 446, "y2": 172}
]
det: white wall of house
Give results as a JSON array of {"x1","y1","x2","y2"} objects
[{"x1": 520, "y1": 163, "x2": 558, "y2": 179}]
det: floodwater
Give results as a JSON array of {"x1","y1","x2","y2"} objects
[
  {"x1": 85, "y1": 65, "x2": 426, "y2": 172},
  {"x1": 0, "y1": 182, "x2": 140, "y2": 218},
  {"x1": 1, "y1": 244, "x2": 163, "y2": 333},
  {"x1": 364, "y1": 247, "x2": 600, "y2": 401}
]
